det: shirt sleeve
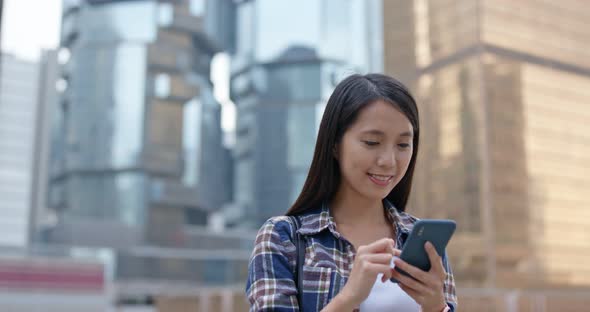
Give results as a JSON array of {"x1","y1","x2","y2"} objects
[
  {"x1": 246, "y1": 218, "x2": 299, "y2": 312},
  {"x1": 442, "y1": 251, "x2": 458, "y2": 311}
]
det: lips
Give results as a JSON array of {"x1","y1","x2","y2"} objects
[{"x1": 368, "y1": 173, "x2": 394, "y2": 186}]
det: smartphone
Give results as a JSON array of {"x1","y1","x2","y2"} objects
[{"x1": 390, "y1": 219, "x2": 456, "y2": 283}]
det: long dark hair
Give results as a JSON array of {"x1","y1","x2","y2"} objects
[{"x1": 286, "y1": 73, "x2": 420, "y2": 216}]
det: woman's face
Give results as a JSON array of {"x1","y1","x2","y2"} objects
[{"x1": 335, "y1": 100, "x2": 414, "y2": 202}]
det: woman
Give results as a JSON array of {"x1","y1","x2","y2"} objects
[{"x1": 246, "y1": 74, "x2": 457, "y2": 311}]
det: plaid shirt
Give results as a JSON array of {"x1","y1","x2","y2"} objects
[{"x1": 246, "y1": 200, "x2": 458, "y2": 311}]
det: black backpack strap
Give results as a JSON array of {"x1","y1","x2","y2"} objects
[{"x1": 289, "y1": 215, "x2": 305, "y2": 311}]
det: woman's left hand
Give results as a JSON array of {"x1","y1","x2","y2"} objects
[{"x1": 390, "y1": 241, "x2": 448, "y2": 312}]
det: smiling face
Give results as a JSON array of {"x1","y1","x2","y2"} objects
[{"x1": 334, "y1": 100, "x2": 414, "y2": 203}]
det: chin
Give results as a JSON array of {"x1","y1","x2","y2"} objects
[{"x1": 362, "y1": 190, "x2": 391, "y2": 201}]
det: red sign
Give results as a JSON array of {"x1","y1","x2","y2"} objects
[{"x1": 0, "y1": 258, "x2": 104, "y2": 292}]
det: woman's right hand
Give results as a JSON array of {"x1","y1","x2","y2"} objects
[{"x1": 337, "y1": 238, "x2": 401, "y2": 307}]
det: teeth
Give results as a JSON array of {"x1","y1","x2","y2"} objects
[{"x1": 369, "y1": 174, "x2": 392, "y2": 181}]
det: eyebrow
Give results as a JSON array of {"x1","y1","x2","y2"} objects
[{"x1": 361, "y1": 129, "x2": 413, "y2": 137}]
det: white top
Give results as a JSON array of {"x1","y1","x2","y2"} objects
[
  {"x1": 359, "y1": 273, "x2": 421, "y2": 311},
  {"x1": 359, "y1": 257, "x2": 421, "y2": 312}
]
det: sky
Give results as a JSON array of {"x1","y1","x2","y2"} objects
[{"x1": 1, "y1": 0, "x2": 63, "y2": 61}]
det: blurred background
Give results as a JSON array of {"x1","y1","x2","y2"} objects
[{"x1": 0, "y1": 0, "x2": 589, "y2": 311}]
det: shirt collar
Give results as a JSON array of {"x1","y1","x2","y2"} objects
[
  {"x1": 297, "y1": 203, "x2": 333, "y2": 236},
  {"x1": 297, "y1": 199, "x2": 413, "y2": 237}
]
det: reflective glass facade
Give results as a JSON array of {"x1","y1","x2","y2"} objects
[
  {"x1": 231, "y1": 0, "x2": 382, "y2": 226},
  {"x1": 234, "y1": 0, "x2": 377, "y2": 69},
  {"x1": 51, "y1": 0, "x2": 231, "y2": 246}
]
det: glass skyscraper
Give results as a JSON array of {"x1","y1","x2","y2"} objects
[
  {"x1": 230, "y1": 0, "x2": 384, "y2": 227},
  {"x1": 49, "y1": 0, "x2": 231, "y2": 247}
]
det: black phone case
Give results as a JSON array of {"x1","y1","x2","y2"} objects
[{"x1": 390, "y1": 219, "x2": 456, "y2": 283}]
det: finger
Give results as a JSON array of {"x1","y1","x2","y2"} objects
[
  {"x1": 398, "y1": 282, "x2": 423, "y2": 303},
  {"x1": 391, "y1": 269, "x2": 430, "y2": 294},
  {"x1": 393, "y1": 258, "x2": 430, "y2": 284},
  {"x1": 365, "y1": 263, "x2": 394, "y2": 280},
  {"x1": 358, "y1": 238, "x2": 396, "y2": 255},
  {"x1": 424, "y1": 242, "x2": 444, "y2": 274},
  {"x1": 360, "y1": 253, "x2": 394, "y2": 265}
]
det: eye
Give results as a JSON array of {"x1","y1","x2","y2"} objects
[
  {"x1": 363, "y1": 141, "x2": 379, "y2": 146},
  {"x1": 398, "y1": 143, "x2": 411, "y2": 149}
]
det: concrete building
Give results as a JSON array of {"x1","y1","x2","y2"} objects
[
  {"x1": 0, "y1": 53, "x2": 40, "y2": 247},
  {"x1": 382, "y1": 0, "x2": 590, "y2": 295}
]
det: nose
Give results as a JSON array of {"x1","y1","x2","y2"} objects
[{"x1": 376, "y1": 148, "x2": 396, "y2": 169}]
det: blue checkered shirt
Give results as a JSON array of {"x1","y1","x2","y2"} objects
[{"x1": 246, "y1": 200, "x2": 458, "y2": 311}]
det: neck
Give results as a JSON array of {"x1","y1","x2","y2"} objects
[{"x1": 330, "y1": 189, "x2": 386, "y2": 227}]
